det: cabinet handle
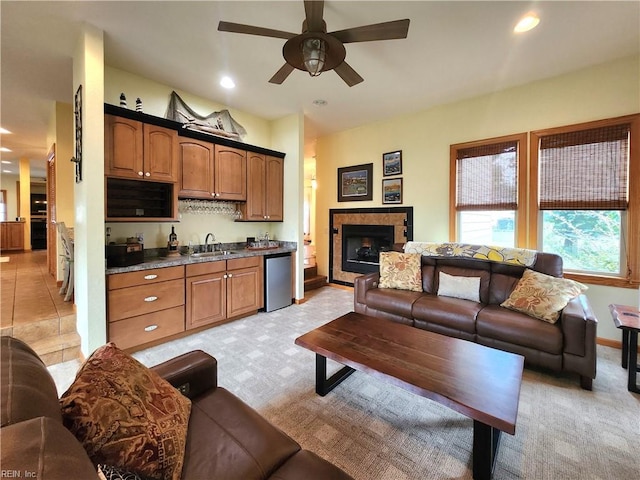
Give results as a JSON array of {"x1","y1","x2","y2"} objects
[
  {"x1": 227, "y1": 273, "x2": 233, "y2": 278},
  {"x1": 211, "y1": 193, "x2": 215, "y2": 197},
  {"x1": 144, "y1": 325, "x2": 158, "y2": 332},
  {"x1": 223, "y1": 274, "x2": 228, "y2": 279},
  {"x1": 144, "y1": 296, "x2": 158, "y2": 302},
  {"x1": 145, "y1": 172, "x2": 151, "y2": 177},
  {"x1": 143, "y1": 274, "x2": 158, "y2": 280},
  {"x1": 137, "y1": 171, "x2": 144, "y2": 176}
]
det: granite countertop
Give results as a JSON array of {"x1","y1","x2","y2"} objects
[{"x1": 106, "y1": 242, "x2": 296, "y2": 275}]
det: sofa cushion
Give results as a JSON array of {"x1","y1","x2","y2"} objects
[
  {"x1": 378, "y1": 251, "x2": 422, "y2": 292},
  {"x1": 365, "y1": 287, "x2": 424, "y2": 319},
  {"x1": 60, "y1": 343, "x2": 191, "y2": 480},
  {"x1": 437, "y1": 271, "x2": 480, "y2": 302},
  {"x1": 1, "y1": 336, "x2": 62, "y2": 427},
  {"x1": 181, "y1": 387, "x2": 300, "y2": 480},
  {"x1": 500, "y1": 269, "x2": 587, "y2": 323},
  {"x1": 412, "y1": 295, "x2": 482, "y2": 334},
  {"x1": 1, "y1": 416, "x2": 99, "y2": 480},
  {"x1": 269, "y1": 450, "x2": 354, "y2": 480},
  {"x1": 477, "y1": 305, "x2": 563, "y2": 354}
]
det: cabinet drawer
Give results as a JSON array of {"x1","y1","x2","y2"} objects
[
  {"x1": 108, "y1": 265, "x2": 184, "y2": 290},
  {"x1": 186, "y1": 260, "x2": 226, "y2": 277},
  {"x1": 227, "y1": 256, "x2": 261, "y2": 270},
  {"x1": 108, "y1": 306, "x2": 185, "y2": 350},
  {"x1": 108, "y1": 279, "x2": 184, "y2": 322}
]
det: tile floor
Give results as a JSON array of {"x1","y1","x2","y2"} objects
[{"x1": 1, "y1": 250, "x2": 80, "y2": 364}]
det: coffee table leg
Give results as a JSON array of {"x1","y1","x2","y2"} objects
[
  {"x1": 315, "y1": 353, "x2": 355, "y2": 396},
  {"x1": 621, "y1": 329, "x2": 629, "y2": 368},
  {"x1": 473, "y1": 420, "x2": 501, "y2": 480},
  {"x1": 627, "y1": 330, "x2": 639, "y2": 393}
]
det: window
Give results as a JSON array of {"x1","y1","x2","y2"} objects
[
  {"x1": 530, "y1": 115, "x2": 640, "y2": 284},
  {"x1": 450, "y1": 133, "x2": 527, "y2": 247}
]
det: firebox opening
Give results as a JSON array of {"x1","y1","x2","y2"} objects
[{"x1": 342, "y1": 224, "x2": 395, "y2": 274}]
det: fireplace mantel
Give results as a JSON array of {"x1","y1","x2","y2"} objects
[{"x1": 329, "y1": 207, "x2": 413, "y2": 286}]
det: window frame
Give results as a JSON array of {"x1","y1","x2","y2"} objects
[
  {"x1": 450, "y1": 133, "x2": 528, "y2": 247},
  {"x1": 529, "y1": 114, "x2": 640, "y2": 288}
]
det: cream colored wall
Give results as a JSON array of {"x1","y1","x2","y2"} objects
[
  {"x1": 270, "y1": 112, "x2": 304, "y2": 299},
  {"x1": 0, "y1": 174, "x2": 19, "y2": 220},
  {"x1": 105, "y1": 67, "x2": 271, "y2": 149},
  {"x1": 315, "y1": 55, "x2": 640, "y2": 342},
  {"x1": 74, "y1": 24, "x2": 107, "y2": 356}
]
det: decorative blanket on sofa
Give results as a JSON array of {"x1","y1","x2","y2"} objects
[{"x1": 404, "y1": 242, "x2": 537, "y2": 267}]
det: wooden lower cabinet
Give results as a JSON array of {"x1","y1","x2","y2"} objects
[
  {"x1": 109, "y1": 306, "x2": 185, "y2": 350},
  {"x1": 1, "y1": 222, "x2": 25, "y2": 251},
  {"x1": 107, "y1": 265, "x2": 185, "y2": 349},
  {"x1": 186, "y1": 256, "x2": 263, "y2": 330}
]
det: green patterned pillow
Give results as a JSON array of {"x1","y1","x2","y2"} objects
[
  {"x1": 501, "y1": 269, "x2": 587, "y2": 323},
  {"x1": 378, "y1": 251, "x2": 422, "y2": 292},
  {"x1": 60, "y1": 343, "x2": 191, "y2": 480}
]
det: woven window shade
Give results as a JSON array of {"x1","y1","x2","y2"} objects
[
  {"x1": 456, "y1": 142, "x2": 518, "y2": 211},
  {"x1": 539, "y1": 124, "x2": 630, "y2": 210}
]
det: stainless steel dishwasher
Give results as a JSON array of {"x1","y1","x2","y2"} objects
[{"x1": 264, "y1": 253, "x2": 292, "y2": 312}]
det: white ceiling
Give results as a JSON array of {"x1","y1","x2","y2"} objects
[{"x1": 1, "y1": 1, "x2": 639, "y2": 178}]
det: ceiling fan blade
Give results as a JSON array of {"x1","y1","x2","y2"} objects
[
  {"x1": 330, "y1": 19, "x2": 410, "y2": 43},
  {"x1": 269, "y1": 64, "x2": 296, "y2": 84},
  {"x1": 334, "y1": 62, "x2": 364, "y2": 87},
  {"x1": 304, "y1": 0, "x2": 325, "y2": 31},
  {"x1": 218, "y1": 21, "x2": 296, "y2": 40}
]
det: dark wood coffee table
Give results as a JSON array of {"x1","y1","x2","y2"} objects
[
  {"x1": 609, "y1": 304, "x2": 640, "y2": 393},
  {"x1": 295, "y1": 311, "x2": 524, "y2": 480}
]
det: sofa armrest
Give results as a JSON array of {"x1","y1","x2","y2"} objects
[
  {"x1": 561, "y1": 295, "x2": 598, "y2": 358},
  {"x1": 354, "y1": 272, "x2": 380, "y2": 307},
  {"x1": 151, "y1": 350, "x2": 217, "y2": 400}
]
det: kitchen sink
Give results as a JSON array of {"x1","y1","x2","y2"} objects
[{"x1": 190, "y1": 250, "x2": 236, "y2": 258}]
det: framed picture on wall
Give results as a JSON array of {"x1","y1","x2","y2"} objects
[
  {"x1": 337, "y1": 163, "x2": 373, "y2": 202},
  {"x1": 382, "y1": 150, "x2": 402, "y2": 176},
  {"x1": 382, "y1": 178, "x2": 403, "y2": 204}
]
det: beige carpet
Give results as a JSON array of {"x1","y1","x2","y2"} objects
[{"x1": 50, "y1": 287, "x2": 638, "y2": 479}]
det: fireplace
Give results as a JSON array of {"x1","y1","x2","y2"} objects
[
  {"x1": 342, "y1": 224, "x2": 394, "y2": 274},
  {"x1": 329, "y1": 207, "x2": 413, "y2": 286}
]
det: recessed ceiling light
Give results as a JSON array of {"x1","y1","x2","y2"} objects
[
  {"x1": 1, "y1": 160, "x2": 11, "y2": 163},
  {"x1": 0, "y1": 147, "x2": 12, "y2": 152},
  {"x1": 0, "y1": 127, "x2": 12, "y2": 134},
  {"x1": 2, "y1": 169, "x2": 12, "y2": 173},
  {"x1": 220, "y1": 76, "x2": 236, "y2": 89},
  {"x1": 312, "y1": 99, "x2": 328, "y2": 107},
  {"x1": 514, "y1": 12, "x2": 540, "y2": 33}
]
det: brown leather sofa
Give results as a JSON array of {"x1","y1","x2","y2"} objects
[
  {"x1": 354, "y1": 250, "x2": 597, "y2": 390},
  {"x1": 0, "y1": 336, "x2": 353, "y2": 480}
]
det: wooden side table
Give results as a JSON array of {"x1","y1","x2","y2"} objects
[{"x1": 609, "y1": 304, "x2": 640, "y2": 393}]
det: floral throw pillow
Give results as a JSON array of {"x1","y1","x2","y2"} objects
[
  {"x1": 60, "y1": 343, "x2": 191, "y2": 480},
  {"x1": 501, "y1": 269, "x2": 587, "y2": 323},
  {"x1": 378, "y1": 251, "x2": 422, "y2": 292}
]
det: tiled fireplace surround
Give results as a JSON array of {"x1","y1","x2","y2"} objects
[{"x1": 329, "y1": 207, "x2": 414, "y2": 286}]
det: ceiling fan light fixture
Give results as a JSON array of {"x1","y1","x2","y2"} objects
[{"x1": 302, "y1": 37, "x2": 326, "y2": 76}]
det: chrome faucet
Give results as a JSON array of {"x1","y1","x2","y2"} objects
[{"x1": 204, "y1": 233, "x2": 215, "y2": 252}]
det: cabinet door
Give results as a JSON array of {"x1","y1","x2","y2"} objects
[
  {"x1": 244, "y1": 153, "x2": 266, "y2": 221},
  {"x1": 214, "y1": 145, "x2": 246, "y2": 201},
  {"x1": 7, "y1": 223, "x2": 24, "y2": 250},
  {"x1": 186, "y1": 272, "x2": 226, "y2": 329},
  {"x1": 265, "y1": 156, "x2": 284, "y2": 221},
  {"x1": 144, "y1": 124, "x2": 178, "y2": 182},
  {"x1": 227, "y1": 266, "x2": 261, "y2": 318},
  {"x1": 179, "y1": 139, "x2": 214, "y2": 199},
  {"x1": 105, "y1": 115, "x2": 144, "y2": 179}
]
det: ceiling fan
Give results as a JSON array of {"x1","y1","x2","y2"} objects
[{"x1": 218, "y1": 0, "x2": 410, "y2": 87}]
